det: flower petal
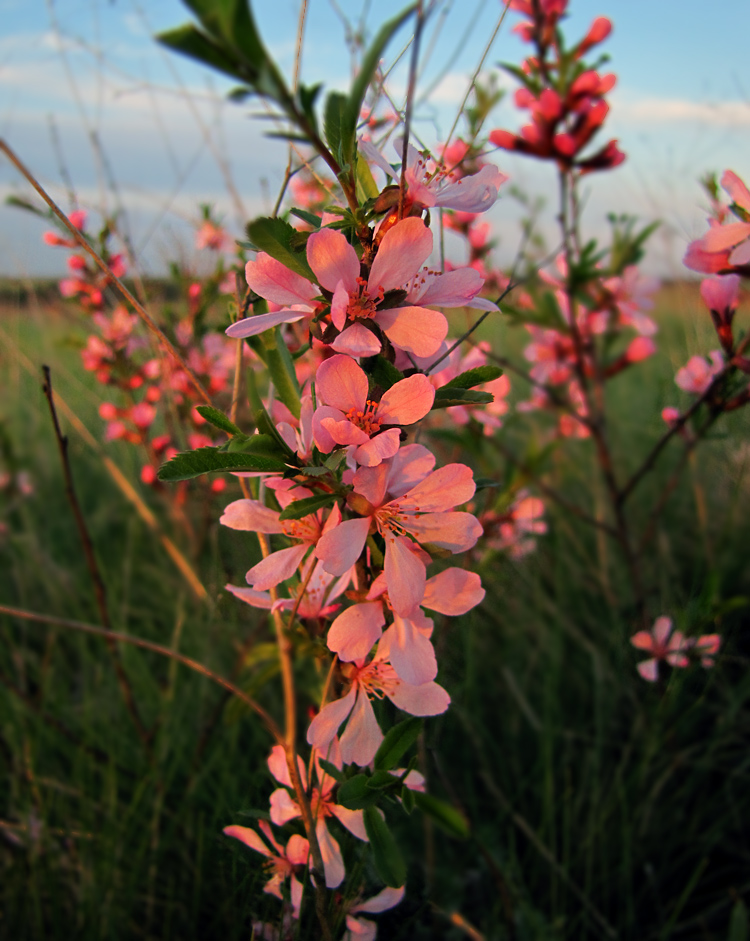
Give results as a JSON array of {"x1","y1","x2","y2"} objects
[
  {"x1": 331, "y1": 323, "x2": 383, "y2": 357},
  {"x1": 246, "y1": 543, "x2": 310, "y2": 590},
  {"x1": 316, "y1": 517, "x2": 371, "y2": 575},
  {"x1": 422, "y1": 568, "x2": 485, "y2": 615},
  {"x1": 386, "y1": 614, "x2": 438, "y2": 685},
  {"x1": 368, "y1": 217, "x2": 433, "y2": 292},
  {"x1": 220, "y1": 499, "x2": 283, "y2": 533},
  {"x1": 327, "y1": 602, "x2": 385, "y2": 661},
  {"x1": 307, "y1": 228, "x2": 360, "y2": 293},
  {"x1": 386, "y1": 678, "x2": 450, "y2": 715},
  {"x1": 376, "y1": 306, "x2": 448, "y2": 357},
  {"x1": 377, "y1": 373, "x2": 435, "y2": 425},
  {"x1": 340, "y1": 687, "x2": 383, "y2": 766},
  {"x1": 226, "y1": 308, "x2": 306, "y2": 338},
  {"x1": 384, "y1": 534, "x2": 426, "y2": 616},
  {"x1": 245, "y1": 253, "x2": 318, "y2": 306},
  {"x1": 307, "y1": 686, "x2": 357, "y2": 750}
]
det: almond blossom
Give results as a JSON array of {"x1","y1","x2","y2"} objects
[
  {"x1": 220, "y1": 481, "x2": 341, "y2": 591},
  {"x1": 343, "y1": 886, "x2": 405, "y2": 941},
  {"x1": 307, "y1": 649, "x2": 450, "y2": 767},
  {"x1": 223, "y1": 820, "x2": 309, "y2": 917},
  {"x1": 266, "y1": 742, "x2": 367, "y2": 889},
  {"x1": 315, "y1": 445, "x2": 482, "y2": 616},
  {"x1": 630, "y1": 616, "x2": 689, "y2": 681},
  {"x1": 313, "y1": 354, "x2": 435, "y2": 468},
  {"x1": 675, "y1": 351, "x2": 723, "y2": 395},
  {"x1": 685, "y1": 171, "x2": 750, "y2": 274}
]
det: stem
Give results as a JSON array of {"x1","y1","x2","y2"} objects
[{"x1": 398, "y1": 0, "x2": 425, "y2": 221}]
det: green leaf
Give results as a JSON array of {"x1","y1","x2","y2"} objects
[
  {"x1": 474, "y1": 477, "x2": 499, "y2": 491},
  {"x1": 324, "y1": 91, "x2": 348, "y2": 166},
  {"x1": 246, "y1": 217, "x2": 316, "y2": 281},
  {"x1": 368, "y1": 356, "x2": 405, "y2": 391},
  {"x1": 363, "y1": 806, "x2": 406, "y2": 888},
  {"x1": 157, "y1": 446, "x2": 286, "y2": 482},
  {"x1": 262, "y1": 327, "x2": 302, "y2": 419},
  {"x1": 196, "y1": 405, "x2": 243, "y2": 436},
  {"x1": 413, "y1": 792, "x2": 469, "y2": 838},
  {"x1": 432, "y1": 388, "x2": 494, "y2": 409},
  {"x1": 366, "y1": 770, "x2": 399, "y2": 790},
  {"x1": 157, "y1": 24, "x2": 243, "y2": 82},
  {"x1": 278, "y1": 493, "x2": 337, "y2": 521},
  {"x1": 316, "y1": 759, "x2": 344, "y2": 784},
  {"x1": 355, "y1": 153, "x2": 380, "y2": 202},
  {"x1": 400, "y1": 784, "x2": 415, "y2": 813},
  {"x1": 343, "y1": 4, "x2": 417, "y2": 165},
  {"x1": 337, "y1": 774, "x2": 381, "y2": 810},
  {"x1": 441, "y1": 365, "x2": 503, "y2": 391},
  {"x1": 729, "y1": 900, "x2": 749, "y2": 941},
  {"x1": 290, "y1": 208, "x2": 322, "y2": 229},
  {"x1": 374, "y1": 717, "x2": 422, "y2": 771},
  {"x1": 224, "y1": 433, "x2": 286, "y2": 458}
]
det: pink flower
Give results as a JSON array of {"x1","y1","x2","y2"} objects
[
  {"x1": 691, "y1": 633, "x2": 721, "y2": 668},
  {"x1": 313, "y1": 354, "x2": 435, "y2": 467},
  {"x1": 220, "y1": 482, "x2": 342, "y2": 591},
  {"x1": 267, "y1": 742, "x2": 367, "y2": 888},
  {"x1": 630, "y1": 616, "x2": 689, "y2": 681},
  {"x1": 196, "y1": 220, "x2": 230, "y2": 252},
  {"x1": 700, "y1": 275, "x2": 740, "y2": 350},
  {"x1": 344, "y1": 886, "x2": 405, "y2": 941},
  {"x1": 685, "y1": 171, "x2": 750, "y2": 274},
  {"x1": 316, "y1": 445, "x2": 482, "y2": 616},
  {"x1": 307, "y1": 649, "x2": 450, "y2": 767},
  {"x1": 675, "y1": 351, "x2": 723, "y2": 395},
  {"x1": 223, "y1": 821, "x2": 309, "y2": 917}
]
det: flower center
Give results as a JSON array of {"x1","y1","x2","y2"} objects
[
  {"x1": 281, "y1": 517, "x2": 320, "y2": 542},
  {"x1": 347, "y1": 277, "x2": 383, "y2": 321},
  {"x1": 345, "y1": 400, "x2": 382, "y2": 436},
  {"x1": 373, "y1": 503, "x2": 408, "y2": 537}
]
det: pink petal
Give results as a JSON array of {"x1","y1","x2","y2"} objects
[
  {"x1": 306, "y1": 228, "x2": 359, "y2": 294},
  {"x1": 290, "y1": 873, "x2": 305, "y2": 918},
  {"x1": 268, "y1": 744, "x2": 307, "y2": 789},
  {"x1": 220, "y1": 499, "x2": 283, "y2": 533},
  {"x1": 368, "y1": 217, "x2": 433, "y2": 293},
  {"x1": 729, "y1": 239, "x2": 750, "y2": 266},
  {"x1": 316, "y1": 820, "x2": 345, "y2": 888},
  {"x1": 354, "y1": 429, "x2": 401, "y2": 467},
  {"x1": 386, "y1": 678, "x2": 450, "y2": 715},
  {"x1": 307, "y1": 686, "x2": 357, "y2": 750},
  {"x1": 386, "y1": 615, "x2": 438, "y2": 685},
  {"x1": 312, "y1": 405, "x2": 341, "y2": 453},
  {"x1": 245, "y1": 253, "x2": 318, "y2": 306},
  {"x1": 317, "y1": 354, "x2": 368, "y2": 412},
  {"x1": 434, "y1": 164, "x2": 506, "y2": 212},
  {"x1": 331, "y1": 323, "x2": 383, "y2": 357},
  {"x1": 340, "y1": 687, "x2": 383, "y2": 766},
  {"x1": 399, "y1": 463, "x2": 476, "y2": 512},
  {"x1": 701, "y1": 221, "x2": 750, "y2": 252},
  {"x1": 351, "y1": 886, "x2": 406, "y2": 914},
  {"x1": 225, "y1": 583, "x2": 275, "y2": 610},
  {"x1": 269, "y1": 788, "x2": 301, "y2": 825},
  {"x1": 636, "y1": 659, "x2": 659, "y2": 682},
  {"x1": 422, "y1": 568, "x2": 485, "y2": 615},
  {"x1": 327, "y1": 602, "x2": 385, "y2": 661},
  {"x1": 322, "y1": 418, "x2": 370, "y2": 446},
  {"x1": 630, "y1": 631, "x2": 655, "y2": 652},
  {"x1": 416, "y1": 267, "x2": 489, "y2": 308},
  {"x1": 286, "y1": 834, "x2": 310, "y2": 866},
  {"x1": 246, "y1": 543, "x2": 310, "y2": 590},
  {"x1": 721, "y1": 169, "x2": 750, "y2": 213},
  {"x1": 377, "y1": 373, "x2": 435, "y2": 425},
  {"x1": 387, "y1": 444, "x2": 436, "y2": 497},
  {"x1": 316, "y1": 517, "x2": 371, "y2": 575},
  {"x1": 384, "y1": 534, "x2": 426, "y2": 616},
  {"x1": 352, "y1": 462, "x2": 390, "y2": 507},
  {"x1": 405, "y1": 511, "x2": 483, "y2": 553},
  {"x1": 223, "y1": 825, "x2": 274, "y2": 858},
  {"x1": 226, "y1": 308, "x2": 307, "y2": 338},
  {"x1": 700, "y1": 275, "x2": 740, "y2": 312},
  {"x1": 329, "y1": 803, "x2": 369, "y2": 841},
  {"x1": 331, "y1": 281, "x2": 349, "y2": 331},
  {"x1": 376, "y1": 306, "x2": 448, "y2": 357},
  {"x1": 652, "y1": 616, "x2": 673, "y2": 646}
]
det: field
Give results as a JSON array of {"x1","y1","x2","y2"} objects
[{"x1": 2, "y1": 282, "x2": 749, "y2": 941}]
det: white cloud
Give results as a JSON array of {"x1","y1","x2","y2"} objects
[{"x1": 614, "y1": 95, "x2": 750, "y2": 127}]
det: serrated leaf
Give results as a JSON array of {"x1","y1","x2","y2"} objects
[
  {"x1": 432, "y1": 388, "x2": 494, "y2": 409},
  {"x1": 225, "y1": 434, "x2": 287, "y2": 460},
  {"x1": 374, "y1": 717, "x2": 422, "y2": 771},
  {"x1": 157, "y1": 446, "x2": 286, "y2": 481},
  {"x1": 246, "y1": 217, "x2": 316, "y2": 281},
  {"x1": 278, "y1": 493, "x2": 337, "y2": 521},
  {"x1": 413, "y1": 792, "x2": 469, "y2": 838},
  {"x1": 441, "y1": 365, "x2": 503, "y2": 390},
  {"x1": 363, "y1": 806, "x2": 406, "y2": 888},
  {"x1": 337, "y1": 774, "x2": 381, "y2": 810},
  {"x1": 343, "y1": 4, "x2": 417, "y2": 165},
  {"x1": 196, "y1": 405, "x2": 243, "y2": 435}
]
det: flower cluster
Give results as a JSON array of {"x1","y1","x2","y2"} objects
[{"x1": 631, "y1": 616, "x2": 721, "y2": 682}]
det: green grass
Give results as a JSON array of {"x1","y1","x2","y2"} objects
[{"x1": 1, "y1": 288, "x2": 749, "y2": 940}]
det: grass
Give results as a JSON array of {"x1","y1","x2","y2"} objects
[{"x1": 1, "y1": 285, "x2": 749, "y2": 940}]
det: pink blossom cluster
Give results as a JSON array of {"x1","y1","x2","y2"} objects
[
  {"x1": 489, "y1": 5, "x2": 623, "y2": 173},
  {"x1": 631, "y1": 617, "x2": 721, "y2": 682},
  {"x1": 42, "y1": 211, "x2": 240, "y2": 489}
]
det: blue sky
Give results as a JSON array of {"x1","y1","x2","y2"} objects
[{"x1": 1, "y1": 0, "x2": 749, "y2": 277}]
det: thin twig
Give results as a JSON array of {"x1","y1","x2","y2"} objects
[
  {"x1": 42, "y1": 365, "x2": 152, "y2": 754},
  {"x1": 0, "y1": 604, "x2": 283, "y2": 744},
  {"x1": 398, "y1": 0, "x2": 426, "y2": 221}
]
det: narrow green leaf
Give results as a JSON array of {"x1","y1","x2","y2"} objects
[
  {"x1": 264, "y1": 328, "x2": 302, "y2": 418},
  {"x1": 400, "y1": 784, "x2": 415, "y2": 814},
  {"x1": 196, "y1": 405, "x2": 243, "y2": 436},
  {"x1": 374, "y1": 717, "x2": 422, "y2": 771},
  {"x1": 343, "y1": 4, "x2": 417, "y2": 163},
  {"x1": 324, "y1": 91, "x2": 347, "y2": 165},
  {"x1": 413, "y1": 792, "x2": 469, "y2": 838},
  {"x1": 157, "y1": 24, "x2": 243, "y2": 82},
  {"x1": 441, "y1": 365, "x2": 503, "y2": 390},
  {"x1": 432, "y1": 388, "x2": 494, "y2": 409},
  {"x1": 290, "y1": 208, "x2": 322, "y2": 228},
  {"x1": 157, "y1": 446, "x2": 286, "y2": 481},
  {"x1": 278, "y1": 493, "x2": 337, "y2": 521},
  {"x1": 355, "y1": 153, "x2": 380, "y2": 201},
  {"x1": 246, "y1": 217, "x2": 316, "y2": 281},
  {"x1": 366, "y1": 770, "x2": 399, "y2": 790},
  {"x1": 337, "y1": 774, "x2": 381, "y2": 810},
  {"x1": 316, "y1": 759, "x2": 345, "y2": 783},
  {"x1": 363, "y1": 806, "x2": 406, "y2": 888}
]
